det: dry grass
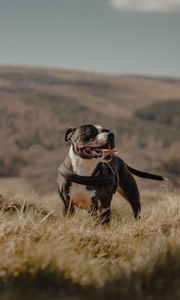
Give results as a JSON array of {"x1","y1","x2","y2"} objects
[{"x1": 0, "y1": 182, "x2": 180, "y2": 299}]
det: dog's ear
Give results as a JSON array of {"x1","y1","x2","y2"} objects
[{"x1": 65, "y1": 128, "x2": 77, "y2": 142}]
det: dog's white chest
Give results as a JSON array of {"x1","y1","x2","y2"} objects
[{"x1": 70, "y1": 183, "x2": 95, "y2": 209}]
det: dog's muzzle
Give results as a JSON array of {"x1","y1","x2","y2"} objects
[{"x1": 77, "y1": 133, "x2": 118, "y2": 159}]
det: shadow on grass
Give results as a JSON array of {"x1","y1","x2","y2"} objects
[{"x1": 0, "y1": 251, "x2": 180, "y2": 300}]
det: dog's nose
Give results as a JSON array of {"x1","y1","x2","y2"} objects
[{"x1": 107, "y1": 132, "x2": 114, "y2": 143}]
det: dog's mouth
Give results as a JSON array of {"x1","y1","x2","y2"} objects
[{"x1": 80, "y1": 144, "x2": 118, "y2": 158}]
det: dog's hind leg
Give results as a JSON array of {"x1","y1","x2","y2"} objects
[{"x1": 117, "y1": 172, "x2": 141, "y2": 219}]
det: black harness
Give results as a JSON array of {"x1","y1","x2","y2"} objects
[{"x1": 59, "y1": 162, "x2": 119, "y2": 193}]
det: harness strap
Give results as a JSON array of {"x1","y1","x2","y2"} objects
[{"x1": 59, "y1": 163, "x2": 119, "y2": 193}]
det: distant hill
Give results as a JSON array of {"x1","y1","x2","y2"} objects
[
  {"x1": 0, "y1": 66, "x2": 180, "y2": 193},
  {"x1": 136, "y1": 100, "x2": 180, "y2": 128}
]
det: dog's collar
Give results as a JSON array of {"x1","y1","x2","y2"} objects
[{"x1": 59, "y1": 162, "x2": 119, "y2": 193}]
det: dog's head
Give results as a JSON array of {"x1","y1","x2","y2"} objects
[{"x1": 65, "y1": 124, "x2": 117, "y2": 161}]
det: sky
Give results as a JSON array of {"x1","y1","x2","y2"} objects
[{"x1": 0, "y1": 0, "x2": 180, "y2": 77}]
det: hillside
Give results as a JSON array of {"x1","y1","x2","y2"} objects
[
  {"x1": 0, "y1": 66, "x2": 180, "y2": 193},
  {"x1": 0, "y1": 67, "x2": 180, "y2": 300}
]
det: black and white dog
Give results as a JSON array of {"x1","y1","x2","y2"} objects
[{"x1": 57, "y1": 124, "x2": 165, "y2": 224}]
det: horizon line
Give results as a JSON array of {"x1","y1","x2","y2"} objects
[{"x1": 0, "y1": 63, "x2": 179, "y2": 80}]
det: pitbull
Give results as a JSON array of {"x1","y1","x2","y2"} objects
[{"x1": 57, "y1": 124, "x2": 165, "y2": 224}]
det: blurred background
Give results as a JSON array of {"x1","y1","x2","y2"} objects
[{"x1": 0, "y1": 0, "x2": 180, "y2": 194}]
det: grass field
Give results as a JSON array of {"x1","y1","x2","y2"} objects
[{"x1": 0, "y1": 180, "x2": 179, "y2": 300}]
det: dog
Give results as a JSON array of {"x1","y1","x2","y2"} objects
[{"x1": 57, "y1": 124, "x2": 165, "y2": 224}]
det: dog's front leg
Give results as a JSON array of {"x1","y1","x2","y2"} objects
[
  {"x1": 99, "y1": 207, "x2": 111, "y2": 225},
  {"x1": 63, "y1": 197, "x2": 75, "y2": 216},
  {"x1": 58, "y1": 187, "x2": 75, "y2": 216}
]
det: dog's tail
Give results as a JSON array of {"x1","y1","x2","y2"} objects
[{"x1": 127, "y1": 165, "x2": 167, "y2": 181}]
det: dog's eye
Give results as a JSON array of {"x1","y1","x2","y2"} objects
[
  {"x1": 86, "y1": 132, "x2": 97, "y2": 139},
  {"x1": 82, "y1": 129, "x2": 98, "y2": 141},
  {"x1": 101, "y1": 129, "x2": 109, "y2": 133}
]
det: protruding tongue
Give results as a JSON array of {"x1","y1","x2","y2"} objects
[{"x1": 95, "y1": 149, "x2": 118, "y2": 156}]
